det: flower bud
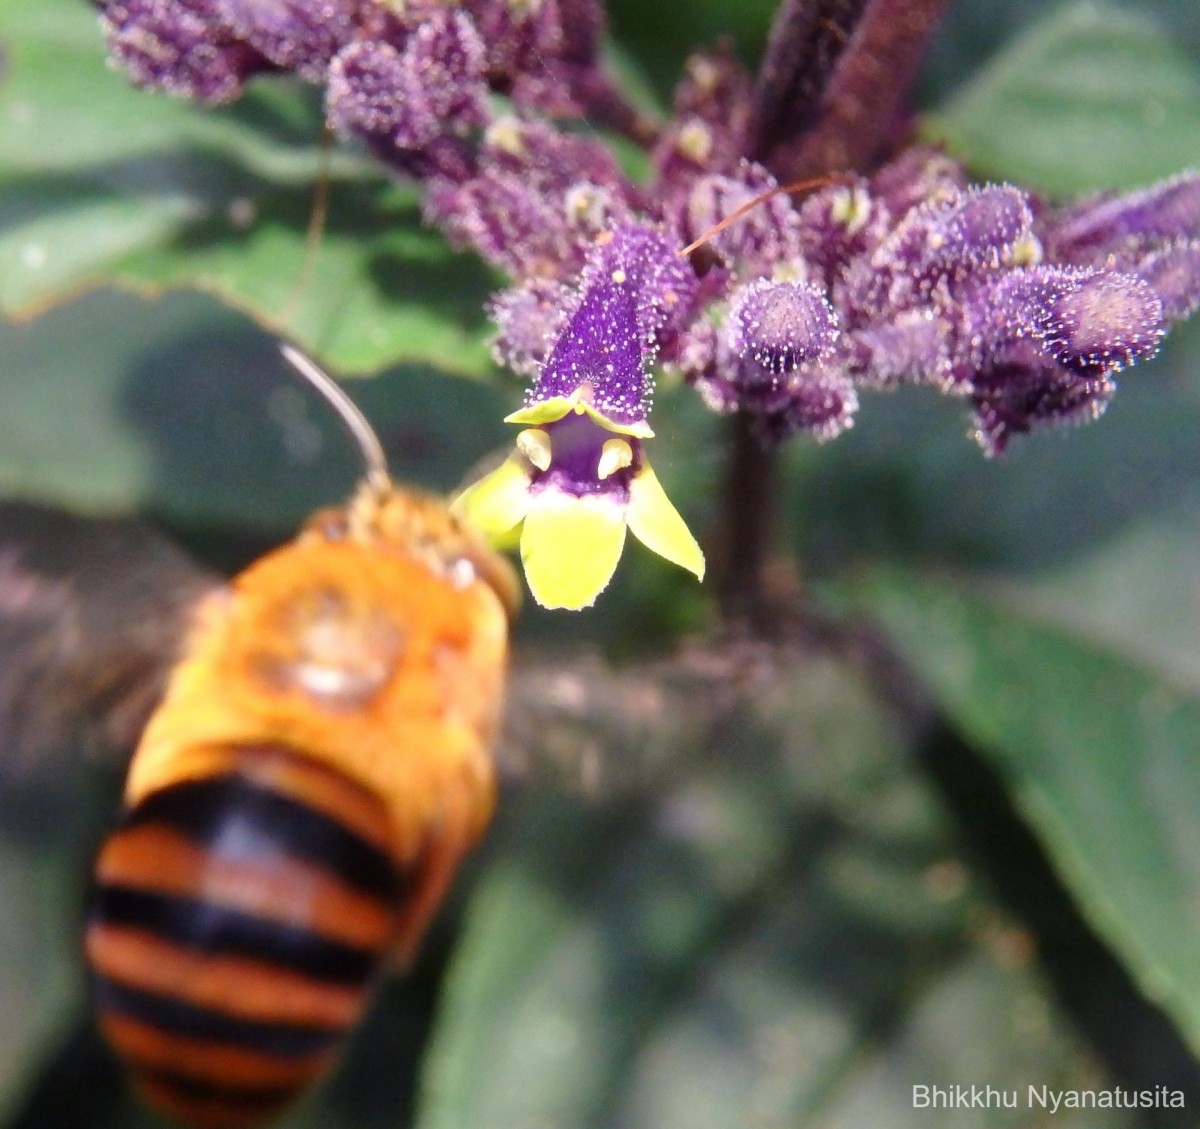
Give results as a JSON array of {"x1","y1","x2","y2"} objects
[
  {"x1": 101, "y1": 0, "x2": 266, "y2": 103},
  {"x1": 327, "y1": 12, "x2": 487, "y2": 149},
  {"x1": 213, "y1": 0, "x2": 360, "y2": 79},
  {"x1": 1051, "y1": 172, "x2": 1200, "y2": 258},
  {"x1": 1041, "y1": 271, "x2": 1163, "y2": 369},
  {"x1": 971, "y1": 343, "x2": 1114, "y2": 456},
  {"x1": 490, "y1": 279, "x2": 570, "y2": 376},
  {"x1": 1138, "y1": 241, "x2": 1200, "y2": 320},
  {"x1": 760, "y1": 367, "x2": 858, "y2": 444},
  {"x1": 726, "y1": 279, "x2": 838, "y2": 376}
]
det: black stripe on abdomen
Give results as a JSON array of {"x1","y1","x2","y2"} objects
[
  {"x1": 92, "y1": 978, "x2": 341, "y2": 1059},
  {"x1": 93, "y1": 885, "x2": 375, "y2": 985},
  {"x1": 122, "y1": 770, "x2": 400, "y2": 899},
  {"x1": 87, "y1": 750, "x2": 406, "y2": 1128}
]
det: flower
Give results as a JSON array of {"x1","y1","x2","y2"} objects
[
  {"x1": 452, "y1": 225, "x2": 705, "y2": 610},
  {"x1": 97, "y1": 0, "x2": 1200, "y2": 600}
]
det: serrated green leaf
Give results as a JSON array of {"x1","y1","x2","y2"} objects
[
  {"x1": 925, "y1": 2, "x2": 1200, "y2": 194},
  {"x1": 857, "y1": 569, "x2": 1200, "y2": 1056}
]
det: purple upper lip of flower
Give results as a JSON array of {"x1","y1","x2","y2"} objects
[{"x1": 100, "y1": 0, "x2": 1200, "y2": 461}]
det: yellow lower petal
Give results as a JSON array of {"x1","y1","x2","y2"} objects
[
  {"x1": 625, "y1": 461, "x2": 706, "y2": 580},
  {"x1": 451, "y1": 455, "x2": 532, "y2": 540},
  {"x1": 521, "y1": 490, "x2": 628, "y2": 610}
]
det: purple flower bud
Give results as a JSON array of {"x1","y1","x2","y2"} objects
[
  {"x1": 672, "y1": 46, "x2": 755, "y2": 133},
  {"x1": 426, "y1": 170, "x2": 572, "y2": 276},
  {"x1": 1049, "y1": 172, "x2": 1200, "y2": 260},
  {"x1": 726, "y1": 279, "x2": 838, "y2": 375},
  {"x1": 970, "y1": 343, "x2": 1114, "y2": 457},
  {"x1": 327, "y1": 12, "x2": 487, "y2": 150},
  {"x1": 929, "y1": 185, "x2": 1034, "y2": 272},
  {"x1": 100, "y1": 0, "x2": 267, "y2": 103},
  {"x1": 467, "y1": 0, "x2": 601, "y2": 117},
  {"x1": 653, "y1": 46, "x2": 754, "y2": 195},
  {"x1": 327, "y1": 39, "x2": 411, "y2": 137},
  {"x1": 1039, "y1": 271, "x2": 1163, "y2": 369},
  {"x1": 847, "y1": 310, "x2": 952, "y2": 387},
  {"x1": 212, "y1": 0, "x2": 361, "y2": 79},
  {"x1": 671, "y1": 321, "x2": 736, "y2": 412},
  {"x1": 401, "y1": 11, "x2": 489, "y2": 135},
  {"x1": 677, "y1": 164, "x2": 804, "y2": 274},
  {"x1": 854, "y1": 186, "x2": 1035, "y2": 313},
  {"x1": 1138, "y1": 241, "x2": 1200, "y2": 321},
  {"x1": 963, "y1": 266, "x2": 1083, "y2": 369},
  {"x1": 760, "y1": 366, "x2": 858, "y2": 444},
  {"x1": 425, "y1": 118, "x2": 638, "y2": 277},
  {"x1": 484, "y1": 119, "x2": 629, "y2": 201},
  {"x1": 795, "y1": 179, "x2": 884, "y2": 286},
  {"x1": 868, "y1": 145, "x2": 969, "y2": 219},
  {"x1": 490, "y1": 278, "x2": 570, "y2": 376}
]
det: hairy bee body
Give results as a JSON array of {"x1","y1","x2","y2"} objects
[{"x1": 84, "y1": 484, "x2": 515, "y2": 1128}]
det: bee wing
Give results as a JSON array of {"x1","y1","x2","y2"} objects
[{"x1": 0, "y1": 502, "x2": 224, "y2": 782}]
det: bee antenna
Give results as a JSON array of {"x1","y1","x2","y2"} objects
[
  {"x1": 278, "y1": 343, "x2": 391, "y2": 495},
  {"x1": 679, "y1": 173, "x2": 848, "y2": 258}
]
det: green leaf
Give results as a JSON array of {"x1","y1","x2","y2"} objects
[
  {"x1": 925, "y1": 2, "x2": 1200, "y2": 194},
  {"x1": 0, "y1": 288, "x2": 514, "y2": 532},
  {"x1": 418, "y1": 650, "x2": 1130, "y2": 1128},
  {"x1": 0, "y1": 3, "x2": 320, "y2": 173},
  {"x1": 857, "y1": 569, "x2": 1200, "y2": 1056},
  {"x1": 0, "y1": 0, "x2": 495, "y2": 376}
]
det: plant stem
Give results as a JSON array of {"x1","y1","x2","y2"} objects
[
  {"x1": 767, "y1": 0, "x2": 952, "y2": 180},
  {"x1": 716, "y1": 412, "x2": 777, "y2": 624},
  {"x1": 751, "y1": 0, "x2": 871, "y2": 163}
]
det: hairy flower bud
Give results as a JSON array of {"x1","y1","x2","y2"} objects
[
  {"x1": 848, "y1": 310, "x2": 951, "y2": 387},
  {"x1": 213, "y1": 0, "x2": 360, "y2": 79},
  {"x1": 727, "y1": 279, "x2": 837, "y2": 376},
  {"x1": 1040, "y1": 271, "x2": 1163, "y2": 369},
  {"x1": 680, "y1": 165, "x2": 804, "y2": 275},
  {"x1": 971, "y1": 343, "x2": 1114, "y2": 456},
  {"x1": 427, "y1": 171, "x2": 577, "y2": 276},
  {"x1": 849, "y1": 185, "x2": 1034, "y2": 313},
  {"x1": 1137, "y1": 241, "x2": 1200, "y2": 320},
  {"x1": 1049, "y1": 172, "x2": 1200, "y2": 260},
  {"x1": 490, "y1": 278, "x2": 570, "y2": 376},
  {"x1": 101, "y1": 0, "x2": 266, "y2": 103},
  {"x1": 326, "y1": 39, "x2": 411, "y2": 137},
  {"x1": 764, "y1": 367, "x2": 858, "y2": 443},
  {"x1": 327, "y1": 11, "x2": 487, "y2": 150}
]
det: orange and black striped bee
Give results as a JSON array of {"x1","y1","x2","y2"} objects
[{"x1": 4, "y1": 346, "x2": 518, "y2": 1128}]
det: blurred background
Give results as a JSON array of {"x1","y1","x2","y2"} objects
[{"x1": 1, "y1": 0, "x2": 1199, "y2": 1126}]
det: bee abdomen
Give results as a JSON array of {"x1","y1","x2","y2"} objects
[{"x1": 85, "y1": 746, "x2": 405, "y2": 1129}]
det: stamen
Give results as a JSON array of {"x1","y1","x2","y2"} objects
[
  {"x1": 516, "y1": 428, "x2": 553, "y2": 470},
  {"x1": 597, "y1": 438, "x2": 633, "y2": 479}
]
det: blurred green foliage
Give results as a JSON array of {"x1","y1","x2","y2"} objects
[{"x1": 0, "y1": 1, "x2": 1199, "y2": 1127}]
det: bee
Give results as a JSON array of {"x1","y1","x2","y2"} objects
[{"x1": 65, "y1": 345, "x2": 519, "y2": 1128}]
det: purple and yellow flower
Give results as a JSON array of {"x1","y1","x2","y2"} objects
[
  {"x1": 99, "y1": 0, "x2": 1200, "y2": 584},
  {"x1": 452, "y1": 225, "x2": 705, "y2": 610}
]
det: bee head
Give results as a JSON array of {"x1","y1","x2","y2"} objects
[{"x1": 307, "y1": 481, "x2": 521, "y2": 621}]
